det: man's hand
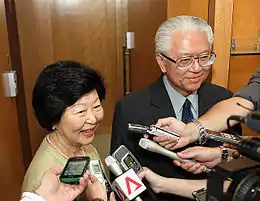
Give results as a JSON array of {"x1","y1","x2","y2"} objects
[
  {"x1": 138, "y1": 167, "x2": 166, "y2": 194},
  {"x1": 36, "y1": 167, "x2": 89, "y2": 201},
  {"x1": 85, "y1": 175, "x2": 107, "y2": 201},
  {"x1": 153, "y1": 117, "x2": 199, "y2": 150},
  {"x1": 173, "y1": 146, "x2": 221, "y2": 174}
]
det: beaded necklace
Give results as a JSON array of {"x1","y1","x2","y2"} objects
[{"x1": 46, "y1": 135, "x2": 85, "y2": 159}]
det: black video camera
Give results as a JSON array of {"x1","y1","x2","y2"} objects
[
  {"x1": 199, "y1": 112, "x2": 260, "y2": 201},
  {"x1": 193, "y1": 137, "x2": 260, "y2": 201}
]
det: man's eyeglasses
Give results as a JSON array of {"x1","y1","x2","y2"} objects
[{"x1": 161, "y1": 51, "x2": 216, "y2": 70}]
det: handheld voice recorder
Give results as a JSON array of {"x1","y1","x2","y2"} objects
[
  {"x1": 89, "y1": 160, "x2": 112, "y2": 195},
  {"x1": 128, "y1": 123, "x2": 180, "y2": 139},
  {"x1": 112, "y1": 145, "x2": 143, "y2": 174}
]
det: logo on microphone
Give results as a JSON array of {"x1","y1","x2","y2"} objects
[
  {"x1": 115, "y1": 186, "x2": 127, "y2": 200},
  {"x1": 125, "y1": 176, "x2": 142, "y2": 194},
  {"x1": 112, "y1": 169, "x2": 146, "y2": 201}
]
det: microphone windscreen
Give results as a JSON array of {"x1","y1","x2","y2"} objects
[
  {"x1": 139, "y1": 138, "x2": 150, "y2": 149},
  {"x1": 139, "y1": 138, "x2": 185, "y2": 161},
  {"x1": 105, "y1": 155, "x2": 116, "y2": 167}
]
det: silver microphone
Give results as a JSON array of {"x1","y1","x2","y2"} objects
[
  {"x1": 139, "y1": 138, "x2": 211, "y2": 173},
  {"x1": 105, "y1": 156, "x2": 124, "y2": 177}
]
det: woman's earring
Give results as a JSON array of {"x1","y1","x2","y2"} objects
[{"x1": 52, "y1": 125, "x2": 56, "y2": 130}]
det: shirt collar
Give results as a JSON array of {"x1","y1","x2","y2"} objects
[{"x1": 163, "y1": 75, "x2": 198, "y2": 117}]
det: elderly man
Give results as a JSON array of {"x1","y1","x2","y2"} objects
[
  {"x1": 110, "y1": 16, "x2": 241, "y2": 201},
  {"x1": 155, "y1": 68, "x2": 260, "y2": 161}
]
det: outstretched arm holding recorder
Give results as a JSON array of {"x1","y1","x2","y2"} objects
[
  {"x1": 155, "y1": 97, "x2": 253, "y2": 149},
  {"x1": 21, "y1": 167, "x2": 115, "y2": 201},
  {"x1": 154, "y1": 69, "x2": 260, "y2": 150}
]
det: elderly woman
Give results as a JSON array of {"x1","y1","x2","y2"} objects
[{"x1": 22, "y1": 61, "x2": 107, "y2": 201}]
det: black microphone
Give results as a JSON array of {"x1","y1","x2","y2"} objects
[
  {"x1": 236, "y1": 137, "x2": 260, "y2": 161},
  {"x1": 204, "y1": 130, "x2": 260, "y2": 161},
  {"x1": 228, "y1": 111, "x2": 260, "y2": 132},
  {"x1": 245, "y1": 111, "x2": 260, "y2": 132}
]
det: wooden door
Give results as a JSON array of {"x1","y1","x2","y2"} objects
[
  {"x1": 0, "y1": 1, "x2": 24, "y2": 200},
  {"x1": 15, "y1": 0, "x2": 121, "y2": 153},
  {"x1": 127, "y1": 0, "x2": 167, "y2": 92},
  {"x1": 168, "y1": 0, "x2": 209, "y2": 20}
]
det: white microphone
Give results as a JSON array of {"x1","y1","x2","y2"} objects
[
  {"x1": 139, "y1": 138, "x2": 211, "y2": 173},
  {"x1": 105, "y1": 156, "x2": 146, "y2": 201},
  {"x1": 105, "y1": 156, "x2": 124, "y2": 176}
]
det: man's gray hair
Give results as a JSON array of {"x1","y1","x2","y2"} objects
[{"x1": 155, "y1": 16, "x2": 214, "y2": 54}]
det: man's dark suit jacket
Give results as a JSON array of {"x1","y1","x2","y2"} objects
[{"x1": 110, "y1": 77, "x2": 242, "y2": 201}]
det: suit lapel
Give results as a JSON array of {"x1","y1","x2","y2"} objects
[
  {"x1": 149, "y1": 77, "x2": 176, "y2": 122},
  {"x1": 149, "y1": 80, "x2": 216, "y2": 120},
  {"x1": 198, "y1": 82, "x2": 212, "y2": 116}
]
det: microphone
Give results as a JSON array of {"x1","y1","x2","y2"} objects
[
  {"x1": 105, "y1": 156, "x2": 123, "y2": 176},
  {"x1": 139, "y1": 138, "x2": 211, "y2": 173},
  {"x1": 228, "y1": 111, "x2": 260, "y2": 132},
  {"x1": 204, "y1": 130, "x2": 260, "y2": 162},
  {"x1": 105, "y1": 156, "x2": 146, "y2": 201},
  {"x1": 236, "y1": 137, "x2": 260, "y2": 161},
  {"x1": 111, "y1": 145, "x2": 158, "y2": 201},
  {"x1": 245, "y1": 111, "x2": 260, "y2": 132},
  {"x1": 205, "y1": 129, "x2": 242, "y2": 146}
]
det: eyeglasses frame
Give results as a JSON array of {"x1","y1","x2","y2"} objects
[{"x1": 160, "y1": 51, "x2": 216, "y2": 70}]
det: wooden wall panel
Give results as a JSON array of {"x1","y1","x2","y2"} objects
[
  {"x1": 231, "y1": 0, "x2": 260, "y2": 54},
  {"x1": 210, "y1": 0, "x2": 234, "y2": 88},
  {"x1": 16, "y1": 0, "x2": 121, "y2": 153},
  {"x1": 50, "y1": 0, "x2": 120, "y2": 135},
  {"x1": 228, "y1": 0, "x2": 260, "y2": 135},
  {"x1": 16, "y1": 0, "x2": 55, "y2": 153},
  {"x1": 128, "y1": 0, "x2": 167, "y2": 92},
  {"x1": 232, "y1": 0, "x2": 260, "y2": 40},
  {"x1": 168, "y1": 0, "x2": 209, "y2": 21},
  {"x1": 229, "y1": 56, "x2": 260, "y2": 93},
  {"x1": 229, "y1": 55, "x2": 260, "y2": 136},
  {"x1": 0, "y1": 1, "x2": 24, "y2": 200}
]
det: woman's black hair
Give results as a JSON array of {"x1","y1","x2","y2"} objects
[{"x1": 32, "y1": 61, "x2": 106, "y2": 131}]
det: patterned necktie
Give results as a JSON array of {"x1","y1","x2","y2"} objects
[{"x1": 182, "y1": 98, "x2": 194, "y2": 123}]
